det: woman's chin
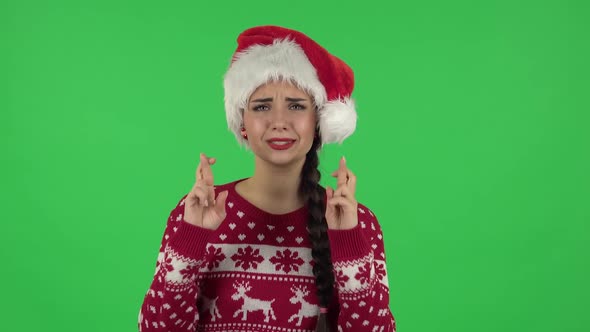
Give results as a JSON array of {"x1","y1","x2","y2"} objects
[{"x1": 264, "y1": 152, "x2": 307, "y2": 167}]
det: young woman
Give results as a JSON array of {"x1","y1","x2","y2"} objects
[{"x1": 138, "y1": 25, "x2": 396, "y2": 332}]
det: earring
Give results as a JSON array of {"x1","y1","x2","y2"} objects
[{"x1": 241, "y1": 127, "x2": 248, "y2": 139}]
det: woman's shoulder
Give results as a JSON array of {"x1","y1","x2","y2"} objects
[
  {"x1": 357, "y1": 200, "x2": 377, "y2": 217},
  {"x1": 213, "y1": 178, "x2": 244, "y2": 192},
  {"x1": 352, "y1": 201, "x2": 388, "y2": 243}
]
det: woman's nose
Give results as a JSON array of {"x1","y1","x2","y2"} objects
[{"x1": 269, "y1": 105, "x2": 289, "y2": 121}]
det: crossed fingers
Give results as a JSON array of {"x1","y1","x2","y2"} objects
[
  {"x1": 196, "y1": 153, "x2": 216, "y2": 206},
  {"x1": 331, "y1": 156, "x2": 356, "y2": 199}
]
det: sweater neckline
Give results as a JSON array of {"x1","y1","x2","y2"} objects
[{"x1": 228, "y1": 177, "x2": 310, "y2": 223}]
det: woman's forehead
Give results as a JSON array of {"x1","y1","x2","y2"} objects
[{"x1": 250, "y1": 80, "x2": 311, "y2": 98}]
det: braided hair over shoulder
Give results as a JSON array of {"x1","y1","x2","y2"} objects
[{"x1": 298, "y1": 131, "x2": 335, "y2": 332}]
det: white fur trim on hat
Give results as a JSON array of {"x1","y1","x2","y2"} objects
[{"x1": 318, "y1": 97, "x2": 357, "y2": 147}]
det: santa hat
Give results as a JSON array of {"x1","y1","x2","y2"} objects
[{"x1": 223, "y1": 25, "x2": 357, "y2": 149}]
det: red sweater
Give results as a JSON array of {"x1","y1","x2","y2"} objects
[{"x1": 138, "y1": 178, "x2": 396, "y2": 332}]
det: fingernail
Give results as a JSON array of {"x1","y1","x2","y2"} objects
[
  {"x1": 205, "y1": 200, "x2": 209, "y2": 207},
  {"x1": 343, "y1": 156, "x2": 346, "y2": 163}
]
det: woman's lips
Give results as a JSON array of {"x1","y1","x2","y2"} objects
[{"x1": 268, "y1": 140, "x2": 295, "y2": 150}]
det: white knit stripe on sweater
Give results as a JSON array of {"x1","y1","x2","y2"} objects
[
  {"x1": 198, "y1": 243, "x2": 314, "y2": 276},
  {"x1": 199, "y1": 320, "x2": 315, "y2": 332}
]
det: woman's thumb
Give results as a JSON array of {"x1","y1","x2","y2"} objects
[{"x1": 216, "y1": 190, "x2": 229, "y2": 210}]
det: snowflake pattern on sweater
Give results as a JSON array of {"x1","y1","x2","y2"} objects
[{"x1": 139, "y1": 178, "x2": 396, "y2": 332}]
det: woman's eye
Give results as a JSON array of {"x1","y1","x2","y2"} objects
[
  {"x1": 253, "y1": 105, "x2": 269, "y2": 111},
  {"x1": 253, "y1": 104, "x2": 305, "y2": 111},
  {"x1": 290, "y1": 104, "x2": 306, "y2": 110}
]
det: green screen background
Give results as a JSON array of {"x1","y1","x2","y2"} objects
[{"x1": 2, "y1": 0, "x2": 588, "y2": 331}]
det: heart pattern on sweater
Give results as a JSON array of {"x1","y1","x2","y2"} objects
[{"x1": 141, "y1": 190, "x2": 395, "y2": 332}]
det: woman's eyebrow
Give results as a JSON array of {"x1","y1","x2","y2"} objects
[
  {"x1": 251, "y1": 97, "x2": 273, "y2": 103},
  {"x1": 286, "y1": 97, "x2": 307, "y2": 102},
  {"x1": 250, "y1": 97, "x2": 308, "y2": 103}
]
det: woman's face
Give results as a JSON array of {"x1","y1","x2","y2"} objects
[{"x1": 243, "y1": 80, "x2": 317, "y2": 168}]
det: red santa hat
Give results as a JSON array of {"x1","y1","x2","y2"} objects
[{"x1": 223, "y1": 25, "x2": 357, "y2": 149}]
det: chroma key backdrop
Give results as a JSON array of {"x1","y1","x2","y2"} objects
[{"x1": 2, "y1": 0, "x2": 588, "y2": 331}]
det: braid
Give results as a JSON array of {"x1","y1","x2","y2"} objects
[{"x1": 299, "y1": 131, "x2": 334, "y2": 332}]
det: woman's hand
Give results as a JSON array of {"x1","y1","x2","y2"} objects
[
  {"x1": 325, "y1": 156, "x2": 359, "y2": 230},
  {"x1": 183, "y1": 153, "x2": 229, "y2": 230}
]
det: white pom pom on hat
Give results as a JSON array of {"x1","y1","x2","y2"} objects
[{"x1": 223, "y1": 25, "x2": 357, "y2": 149}]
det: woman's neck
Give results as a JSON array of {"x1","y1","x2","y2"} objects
[{"x1": 236, "y1": 157, "x2": 307, "y2": 214}]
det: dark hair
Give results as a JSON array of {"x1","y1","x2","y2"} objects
[{"x1": 298, "y1": 130, "x2": 334, "y2": 332}]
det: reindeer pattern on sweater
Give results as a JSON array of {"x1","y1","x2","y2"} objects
[{"x1": 139, "y1": 178, "x2": 396, "y2": 332}]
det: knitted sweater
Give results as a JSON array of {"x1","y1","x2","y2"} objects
[{"x1": 138, "y1": 178, "x2": 396, "y2": 332}]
